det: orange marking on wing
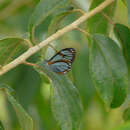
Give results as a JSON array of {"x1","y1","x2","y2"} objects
[
  {"x1": 48, "y1": 61, "x2": 54, "y2": 65},
  {"x1": 57, "y1": 71, "x2": 66, "y2": 74}
]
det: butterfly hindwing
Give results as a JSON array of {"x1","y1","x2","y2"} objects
[
  {"x1": 48, "y1": 60, "x2": 71, "y2": 74},
  {"x1": 47, "y1": 48, "x2": 76, "y2": 74}
]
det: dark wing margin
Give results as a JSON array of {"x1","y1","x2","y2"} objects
[
  {"x1": 48, "y1": 48, "x2": 76, "y2": 62},
  {"x1": 47, "y1": 48, "x2": 76, "y2": 74}
]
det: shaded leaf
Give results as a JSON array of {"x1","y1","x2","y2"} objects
[
  {"x1": 14, "y1": 66, "x2": 41, "y2": 107},
  {"x1": 72, "y1": 45, "x2": 95, "y2": 108},
  {"x1": 0, "y1": 38, "x2": 28, "y2": 66},
  {"x1": 123, "y1": 107, "x2": 130, "y2": 122},
  {"x1": 35, "y1": 89, "x2": 60, "y2": 130},
  {"x1": 28, "y1": 0, "x2": 70, "y2": 43},
  {"x1": 114, "y1": 23, "x2": 130, "y2": 69},
  {"x1": 47, "y1": 11, "x2": 74, "y2": 36},
  {"x1": 0, "y1": 0, "x2": 11, "y2": 11},
  {"x1": 0, "y1": 120, "x2": 5, "y2": 130},
  {"x1": 0, "y1": 65, "x2": 41, "y2": 108},
  {"x1": 0, "y1": 84, "x2": 34, "y2": 130},
  {"x1": 35, "y1": 61, "x2": 83, "y2": 130},
  {"x1": 113, "y1": 24, "x2": 130, "y2": 105},
  {"x1": 89, "y1": 34, "x2": 128, "y2": 108}
]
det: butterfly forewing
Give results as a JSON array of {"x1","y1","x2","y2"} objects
[
  {"x1": 47, "y1": 48, "x2": 76, "y2": 74},
  {"x1": 48, "y1": 48, "x2": 75, "y2": 62}
]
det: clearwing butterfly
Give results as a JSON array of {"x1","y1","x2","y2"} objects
[{"x1": 46, "y1": 48, "x2": 76, "y2": 74}]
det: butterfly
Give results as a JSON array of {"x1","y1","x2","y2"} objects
[{"x1": 46, "y1": 48, "x2": 76, "y2": 74}]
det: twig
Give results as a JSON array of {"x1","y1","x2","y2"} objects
[
  {"x1": 23, "y1": 61, "x2": 46, "y2": 74},
  {"x1": 101, "y1": 11, "x2": 115, "y2": 26},
  {"x1": 0, "y1": 0, "x2": 114, "y2": 76},
  {"x1": 24, "y1": 39, "x2": 33, "y2": 48},
  {"x1": 48, "y1": 44, "x2": 58, "y2": 53},
  {"x1": 75, "y1": 27, "x2": 91, "y2": 37},
  {"x1": 72, "y1": 9, "x2": 86, "y2": 14},
  {"x1": 23, "y1": 61, "x2": 38, "y2": 68}
]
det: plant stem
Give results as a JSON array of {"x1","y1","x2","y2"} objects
[
  {"x1": 75, "y1": 27, "x2": 91, "y2": 37},
  {"x1": 101, "y1": 11, "x2": 115, "y2": 26}
]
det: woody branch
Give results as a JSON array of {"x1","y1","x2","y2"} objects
[{"x1": 0, "y1": 0, "x2": 114, "y2": 76}]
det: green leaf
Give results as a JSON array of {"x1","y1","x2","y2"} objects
[
  {"x1": 0, "y1": 65, "x2": 41, "y2": 107},
  {"x1": 28, "y1": 0, "x2": 70, "y2": 43},
  {"x1": 71, "y1": 0, "x2": 91, "y2": 11},
  {"x1": 0, "y1": 0, "x2": 11, "y2": 11},
  {"x1": 47, "y1": 11, "x2": 74, "y2": 36},
  {"x1": 12, "y1": 66, "x2": 41, "y2": 107},
  {"x1": 126, "y1": 0, "x2": 130, "y2": 24},
  {"x1": 114, "y1": 0, "x2": 128, "y2": 25},
  {"x1": 0, "y1": 84, "x2": 34, "y2": 130},
  {"x1": 35, "y1": 62, "x2": 83, "y2": 130},
  {"x1": 114, "y1": 23, "x2": 130, "y2": 69},
  {"x1": 86, "y1": 0, "x2": 116, "y2": 34},
  {"x1": 0, "y1": 120, "x2": 5, "y2": 130},
  {"x1": 121, "y1": 0, "x2": 126, "y2": 5},
  {"x1": 113, "y1": 122, "x2": 130, "y2": 130},
  {"x1": 35, "y1": 89, "x2": 60, "y2": 130},
  {"x1": 0, "y1": 38, "x2": 28, "y2": 66},
  {"x1": 72, "y1": 45, "x2": 95, "y2": 108},
  {"x1": 123, "y1": 107, "x2": 130, "y2": 122},
  {"x1": 113, "y1": 24, "x2": 130, "y2": 96},
  {"x1": 89, "y1": 34, "x2": 128, "y2": 108}
]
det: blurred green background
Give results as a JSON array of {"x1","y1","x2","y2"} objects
[{"x1": 0, "y1": 0, "x2": 129, "y2": 130}]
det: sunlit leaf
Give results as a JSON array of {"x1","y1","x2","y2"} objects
[
  {"x1": 0, "y1": 84, "x2": 34, "y2": 130},
  {"x1": 89, "y1": 34, "x2": 128, "y2": 108},
  {"x1": 86, "y1": 0, "x2": 116, "y2": 34},
  {"x1": 113, "y1": 0, "x2": 128, "y2": 26},
  {"x1": 0, "y1": 38, "x2": 28, "y2": 66},
  {"x1": 113, "y1": 121, "x2": 130, "y2": 130},
  {"x1": 121, "y1": 0, "x2": 126, "y2": 5},
  {"x1": 126, "y1": 0, "x2": 130, "y2": 24},
  {"x1": 35, "y1": 61, "x2": 83, "y2": 130},
  {"x1": 71, "y1": 0, "x2": 91, "y2": 11},
  {"x1": 28, "y1": 0, "x2": 70, "y2": 43}
]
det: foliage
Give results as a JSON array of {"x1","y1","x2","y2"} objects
[{"x1": 0, "y1": 0, "x2": 129, "y2": 130}]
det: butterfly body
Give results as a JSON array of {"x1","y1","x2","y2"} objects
[{"x1": 46, "y1": 48, "x2": 76, "y2": 74}]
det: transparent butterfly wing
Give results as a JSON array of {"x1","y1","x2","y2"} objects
[
  {"x1": 48, "y1": 61, "x2": 71, "y2": 74},
  {"x1": 47, "y1": 48, "x2": 76, "y2": 74},
  {"x1": 48, "y1": 48, "x2": 75, "y2": 62}
]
